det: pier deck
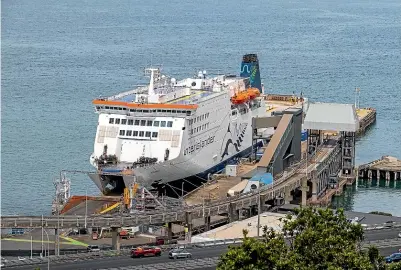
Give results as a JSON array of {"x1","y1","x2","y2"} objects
[{"x1": 358, "y1": 156, "x2": 401, "y2": 181}]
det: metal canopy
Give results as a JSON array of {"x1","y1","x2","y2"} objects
[{"x1": 303, "y1": 102, "x2": 359, "y2": 132}]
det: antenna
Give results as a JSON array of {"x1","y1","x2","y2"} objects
[{"x1": 354, "y1": 87, "x2": 360, "y2": 110}]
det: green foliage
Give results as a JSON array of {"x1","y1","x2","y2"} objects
[
  {"x1": 217, "y1": 207, "x2": 394, "y2": 270},
  {"x1": 369, "y1": 211, "x2": 392, "y2": 217},
  {"x1": 387, "y1": 262, "x2": 401, "y2": 270}
]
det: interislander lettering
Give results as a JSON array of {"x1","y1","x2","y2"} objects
[{"x1": 184, "y1": 136, "x2": 215, "y2": 156}]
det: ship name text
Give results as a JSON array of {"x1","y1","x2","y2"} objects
[{"x1": 184, "y1": 136, "x2": 215, "y2": 156}]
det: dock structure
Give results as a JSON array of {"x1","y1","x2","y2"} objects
[
  {"x1": 356, "y1": 107, "x2": 376, "y2": 135},
  {"x1": 302, "y1": 102, "x2": 359, "y2": 206},
  {"x1": 358, "y1": 156, "x2": 401, "y2": 182}
]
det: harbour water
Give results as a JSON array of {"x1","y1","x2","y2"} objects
[{"x1": 2, "y1": 0, "x2": 401, "y2": 216}]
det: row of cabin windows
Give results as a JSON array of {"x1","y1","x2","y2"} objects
[
  {"x1": 109, "y1": 118, "x2": 173, "y2": 128},
  {"x1": 97, "y1": 106, "x2": 192, "y2": 116},
  {"x1": 190, "y1": 123, "x2": 210, "y2": 135},
  {"x1": 188, "y1": 112, "x2": 210, "y2": 125},
  {"x1": 119, "y1": 130, "x2": 158, "y2": 138}
]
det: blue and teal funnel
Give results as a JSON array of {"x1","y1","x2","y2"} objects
[{"x1": 240, "y1": 54, "x2": 262, "y2": 93}]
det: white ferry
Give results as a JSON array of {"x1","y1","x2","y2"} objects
[{"x1": 89, "y1": 54, "x2": 271, "y2": 196}]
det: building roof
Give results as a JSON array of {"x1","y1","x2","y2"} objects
[
  {"x1": 303, "y1": 102, "x2": 359, "y2": 132},
  {"x1": 191, "y1": 212, "x2": 286, "y2": 242}
]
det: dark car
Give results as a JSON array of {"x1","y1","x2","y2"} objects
[
  {"x1": 385, "y1": 253, "x2": 401, "y2": 263},
  {"x1": 384, "y1": 221, "x2": 394, "y2": 228},
  {"x1": 131, "y1": 246, "x2": 161, "y2": 258}
]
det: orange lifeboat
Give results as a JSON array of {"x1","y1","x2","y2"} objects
[
  {"x1": 247, "y1": 88, "x2": 260, "y2": 99},
  {"x1": 231, "y1": 91, "x2": 250, "y2": 104}
]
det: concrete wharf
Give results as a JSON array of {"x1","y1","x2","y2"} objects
[
  {"x1": 358, "y1": 156, "x2": 401, "y2": 182},
  {"x1": 356, "y1": 107, "x2": 376, "y2": 135}
]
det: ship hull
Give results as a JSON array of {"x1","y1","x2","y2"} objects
[{"x1": 89, "y1": 142, "x2": 263, "y2": 196}]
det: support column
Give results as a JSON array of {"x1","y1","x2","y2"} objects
[
  {"x1": 311, "y1": 179, "x2": 317, "y2": 202},
  {"x1": 284, "y1": 185, "x2": 293, "y2": 205},
  {"x1": 185, "y1": 212, "x2": 193, "y2": 243},
  {"x1": 167, "y1": 222, "x2": 173, "y2": 241},
  {"x1": 259, "y1": 195, "x2": 268, "y2": 213},
  {"x1": 368, "y1": 170, "x2": 372, "y2": 180},
  {"x1": 54, "y1": 228, "x2": 58, "y2": 256},
  {"x1": 228, "y1": 203, "x2": 239, "y2": 222},
  {"x1": 111, "y1": 227, "x2": 120, "y2": 251},
  {"x1": 385, "y1": 171, "x2": 390, "y2": 180},
  {"x1": 385, "y1": 179, "x2": 390, "y2": 187},
  {"x1": 204, "y1": 216, "x2": 211, "y2": 232},
  {"x1": 301, "y1": 177, "x2": 308, "y2": 206},
  {"x1": 377, "y1": 170, "x2": 380, "y2": 180}
]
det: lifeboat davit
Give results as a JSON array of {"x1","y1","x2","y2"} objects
[
  {"x1": 231, "y1": 92, "x2": 250, "y2": 104},
  {"x1": 247, "y1": 88, "x2": 261, "y2": 99}
]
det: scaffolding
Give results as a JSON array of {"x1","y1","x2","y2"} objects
[
  {"x1": 124, "y1": 180, "x2": 182, "y2": 214},
  {"x1": 51, "y1": 173, "x2": 71, "y2": 215},
  {"x1": 340, "y1": 131, "x2": 356, "y2": 176}
]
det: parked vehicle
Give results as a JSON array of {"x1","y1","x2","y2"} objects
[
  {"x1": 87, "y1": 245, "x2": 100, "y2": 252},
  {"x1": 385, "y1": 253, "x2": 401, "y2": 263},
  {"x1": 119, "y1": 230, "x2": 130, "y2": 240},
  {"x1": 168, "y1": 248, "x2": 192, "y2": 259},
  {"x1": 131, "y1": 246, "x2": 161, "y2": 258}
]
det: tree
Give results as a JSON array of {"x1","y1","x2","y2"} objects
[
  {"x1": 387, "y1": 262, "x2": 401, "y2": 270},
  {"x1": 217, "y1": 207, "x2": 382, "y2": 270}
]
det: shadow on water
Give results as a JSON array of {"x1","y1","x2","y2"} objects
[{"x1": 331, "y1": 179, "x2": 401, "y2": 216}]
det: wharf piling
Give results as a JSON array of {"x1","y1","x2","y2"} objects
[{"x1": 358, "y1": 156, "x2": 401, "y2": 181}]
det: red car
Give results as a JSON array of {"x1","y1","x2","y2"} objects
[{"x1": 131, "y1": 246, "x2": 162, "y2": 258}]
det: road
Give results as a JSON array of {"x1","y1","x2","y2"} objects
[
  {"x1": 5, "y1": 243, "x2": 401, "y2": 270},
  {"x1": 364, "y1": 228, "x2": 401, "y2": 241}
]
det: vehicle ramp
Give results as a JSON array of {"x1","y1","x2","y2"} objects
[{"x1": 256, "y1": 107, "x2": 302, "y2": 176}]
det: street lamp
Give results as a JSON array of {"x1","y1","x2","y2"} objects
[{"x1": 43, "y1": 229, "x2": 50, "y2": 270}]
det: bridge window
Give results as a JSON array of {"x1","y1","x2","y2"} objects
[
  {"x1": 153, "y1": 121, "x2": 160, "y2": 127},
  {"x1": 121, "y1": 119, "x2": 127, "y2": 125},
  {"x1": 105, "y1": 106, "x2": 110, "y2": 109},
  {"x1": 109, "y1": 118, "x2": 114, "y2": 124},
  {"x1": 172, "y1": 110, "x2": 177, "y2": 113},
  {"x1": 140, "y1": 120, "x2": 146, "y2": 126},
  {"x1": 133, "y1": 131, "x2": 138, "y2": 136},
  {"x1": 128, "y1": 119, "x2": 134, "y2": 125},
  {"x1": 167, "y1": 121, "x2": 173, "y2": 128},
  {"x1": 119, "y1": 130, "x2": 125, "y2": 136},
  {"x1": 161, "y1": 121, "x2": 166, "y2": 127},
  {"x1": 145, "y1": 131, "x2": 151, "y2": 137},
  {"x1": 147, "y1": 120, "x2": 153, "y2": 126},
  {"x1": 152, "y1": 132, "x2": 158, "y2": 138},
  {"x1": 126, "y1": 130, "x2": 132, "y2": 136},
  {"x1": 115, "y1": 118, "x2": 121, "y2": 124},
  {"x1": 139, "y1": 131, "x2": 144, "y2": 137},
  {"x1": 134, "y1": 120, "x2": 139, "y2": 126}
]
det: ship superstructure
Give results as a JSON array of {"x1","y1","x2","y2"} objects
[{"x1": 89, "y1": 54, "x2": 271, "y2": 196}]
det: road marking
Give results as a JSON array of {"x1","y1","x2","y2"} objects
[
  {"x1": 1, "y1": 238, "x2": 79, "y2": 245},
  {"x1": 60, "y1": 236, "x2": 88, "y2": 247}
]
